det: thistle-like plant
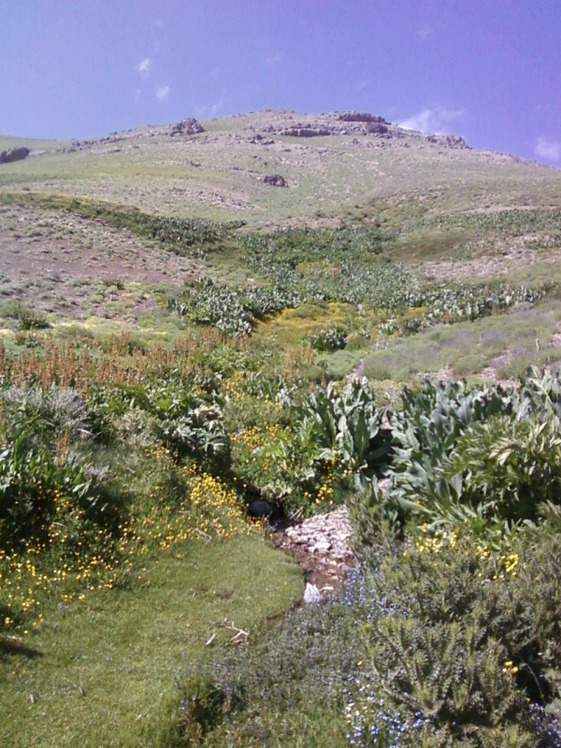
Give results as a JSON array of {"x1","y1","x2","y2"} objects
[{"x1": 297, "y1": 377, "x2": 388, "y2": 479}]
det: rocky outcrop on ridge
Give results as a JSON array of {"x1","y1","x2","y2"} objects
[
  {"x1": 60, "y1": 109, "x2": 469, "y2": 158},
  {"x1": 244, "y1": 110, "x2": 469, "y2": 148},
  {"x1": 277, "y1": 126, "x2": 333, "y2": 138},
  {"x1": 169, "y1": 118, "x2": 205, "y2": 136},
  {"x1": 426, "y1": 133, "x2": 468, "y2": 148},
  {"x1": 65, "y1": 118, "x2": 205, "y2": 153},
  {"x1": 0, "y1": 147, "x2": 30, "y2": 164}
]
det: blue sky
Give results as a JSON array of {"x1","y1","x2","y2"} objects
[{"x1": 2, "y1": 1, "x2": 560, "y2": 164}]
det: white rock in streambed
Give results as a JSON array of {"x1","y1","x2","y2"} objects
[{"x1": 303, "y1": 582, "x2": 321, "y2": 605}]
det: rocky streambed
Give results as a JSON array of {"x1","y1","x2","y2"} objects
[{"x1": 272, "y1": 505, "x2": 355, "y2": 601}]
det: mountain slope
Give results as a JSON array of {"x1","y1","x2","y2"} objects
[
  {"x1": 1, "y1": 110, "x2": 561, "y2": 381},
  {"x1": 1, "y1": 110, "x2": 559, "y2": 229}
]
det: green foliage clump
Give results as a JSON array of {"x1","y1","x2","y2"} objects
[
  {"x1": 16, "y1": 306, "x2": 50, "y2": 331},
  {"x1": 171, "y1": 223, "x2": 541, "y2": 340},
  {"x1": 296, "y1": 376, "x2": 389, "y2": 480},
  {"x1": 425, "y1": 206, "x2": 561, "y2": 243},
  {"x1": 418, "y1": 283, "x2": 540, "y2": 325},
  {"x1": 171, "y1": 278, "x2": 305, "y2": 336},
  {"x1": 230, "y1": 377, "x2": 388, "y2": 513},
  {"x1": 439, "y1": 415, "x2": 561, "y2": 526},
  {"x1": 355, "y1": 367, "x2": 561, "y2": 544},
  {"x1": 311, "y1": 325, "x2": 348, "y2": 352},
  {"x1": 88, "y1": 373, "x2": 229, "y2": 469},
  {"x1": 172, "y1": 599, "x2": 358, "y2": 746},
  {"x1": 0, "y1": 302, "x2": 50, "y2": 331},
  {"x1": 0, "y1": 385, "x2": 120, "y2": 552},
  {"x1": 344, "y1": 534, "x2": 561, "y2": 747}
]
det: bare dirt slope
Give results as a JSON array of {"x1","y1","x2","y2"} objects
[
  {"x1": 0, "y1": 203, "x2": 203, "y2": 322},
  {"x1": 1, "y1": 110, "x2": 561, "y2": 377}
]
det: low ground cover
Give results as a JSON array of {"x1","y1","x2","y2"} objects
[{"x1": 0, "y1": 536, "x2": 302, "y2": 748}]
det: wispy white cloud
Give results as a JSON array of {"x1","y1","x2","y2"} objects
[
  {"x1": 265, "y1": 53, "x2": 283, "y2": 66},
  {"x1": 195, "y1": 94, "x2": 231, "y2": 118},
  {"x1": 210, "y1": 96, "x2": 227, "y2": 116},
  {"x1": 155, "y1": 84, "x2": 170, "y2": 102},
  {"x1": 355, "y1": 79, "x2": 369, "y2": 91},
  {"x1": 137, "y1": 57, "x2": 152, "y2": 75},
  {"x1": 417, "y1": 23, "x2": 433, "y2": 40},
  {"x1": 535, "y1": 136, "x2": 561, "y2": 162},
  {"x1": 399, "y1": 107, "x2": 464, "y2": 135}
]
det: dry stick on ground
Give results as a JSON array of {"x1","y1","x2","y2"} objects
[{"x1": 222, "y1": 619, "x2": 249, "y2": 644}]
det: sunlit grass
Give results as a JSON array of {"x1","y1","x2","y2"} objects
[
  {"x1": 0, "y1": 535, "x2": 303, "y2": 748},
  {"x1": 363, "y1": 296, "x2": 561, "y2": 381}
]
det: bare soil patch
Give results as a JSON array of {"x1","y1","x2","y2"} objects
[
  {"x1": 0, "y1": 204, "x2": 204, "y2": 321},
  {"x1": 419, "y1": 237, "x2": 548, "y2": 283}
]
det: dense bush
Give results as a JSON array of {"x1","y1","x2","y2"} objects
[
  {"x1": 344, "y1": 534, "x2": 561, "y2": 746},
  {"x1": 311, "y1": 326, "x2": 349, "y2": 352},
  {"x1": 353, "y1": 368, "x2": 561, "y2": 543},
  {"x1": 171, "y1": 277, "x2": 318, "y2": 336},
  {"x1": 0, "y1": 385, "x2": 120, "y2": 551},
  {"x1": 230, "y1": 378, "x2": 389, "y2": 513},
  {"x1": 296, "y1": 377, "x2": 389, "y2": 480},
  {"x1": 88, "y1": 374, "x2": 229, "y2": 469}
]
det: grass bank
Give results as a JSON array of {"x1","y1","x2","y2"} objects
[{"x1": 0, "y1": 535, "x2": 302, "y2": 748}]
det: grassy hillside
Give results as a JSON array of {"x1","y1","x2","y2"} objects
[
  {"x1": 2, "y1": 109, "x2": 561, "y2": 381},
  {"x1": 2, "y1": 111, "x2": 561, "y2": 746},
  {"x1": 1, "y1": 111, "x2": 559, "y2": 227}
]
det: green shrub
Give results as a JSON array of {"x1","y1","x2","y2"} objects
[
  {"x1": 374, "y1": 371, "x2": 561, "y2": 542},
  {"x1": 296, "y1": 377, "x2": 389, "y2": 481},
  {"x1": 0, "y1": 421, "x2": 118, "y2": 551},
  {"x1": 229, "y1": 378, "x2": 389, "y2": 513},
  {"x1": 88, "y1": 376, "x2": 229, "y2": 470},
  {"x1": 173, "y1": 600, "x2": 358, "y2": 746},
  {"x1": 0, "y1": 303, "x2": 50, "y2": 330},
  {"x1": 346, "y1": 534, "x2": 561, "y2": 746},
  {"x1": 2, "y1": 383, "x2": 90, "y2": 436},
  {"x1": 438, "y1": 415, "x2": 561, "y2": 526},
  {"x1": 311, "y1": 326, "x2": 348, "y2": 352},
  {"x1": 0, "y1": 384, "x2": 121, "y2": 551}
]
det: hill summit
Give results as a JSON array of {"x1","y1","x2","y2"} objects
[{"x1": 3, "y1": 108, "x2": 550, "y2": 232}]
